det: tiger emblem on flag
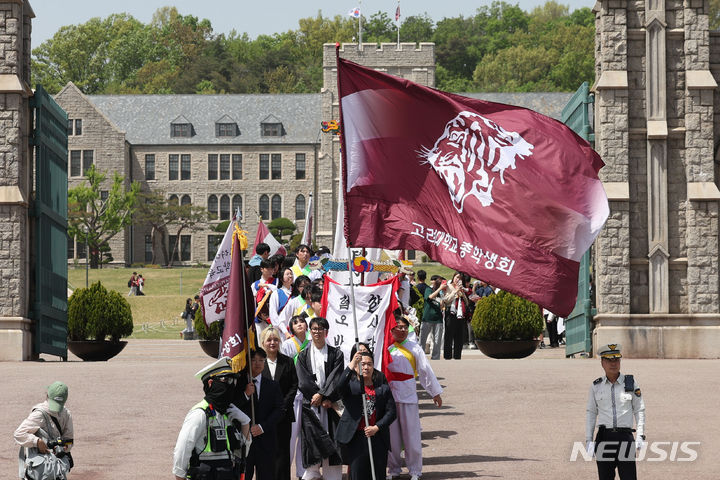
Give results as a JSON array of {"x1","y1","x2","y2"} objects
[{"x1": 419, "y1": 111, "x2": 534, "y2": 213}]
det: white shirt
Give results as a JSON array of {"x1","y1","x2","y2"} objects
[
  {"x1": 251, "y1": 277, "x2": 277, "y2": 298},
  {"x1": 586, "y1": 373, "x2": 645, "y2": 442},
  {"x1": 398, "y1": 278, "x2": 411, "y2": 308},
  {"x1": 310, "y1": 343, "x2": 328, "y2": 389},
  {"x1": 269, "y1": 286, "x2": 292, "y2": 338},
  {"x1": 266, "y1": 358, "x2": 278, "y2": 380},
  {"x1": 173, "y1": 405, "x2": 242, "y2": 478},
  {"x1": 14, "y1": 401, "x2": 74, "y2": 449},
  {"x1": 386, "y1": 338, "x2": 443, "y2": 404}
]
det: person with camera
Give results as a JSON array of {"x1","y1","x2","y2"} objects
[
  {"x1": 172, "y1": 357, "x2": 251, "y2": 480},
  {"x1": 15, "y1": 381, "x2": 74, "y2": 479}
]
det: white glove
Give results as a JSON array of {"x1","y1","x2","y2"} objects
[
  {"x1": 636, "y1": 438, "x2": 645, "y2": 450},
  {"x1": 226, "y1": 403, "x2": 251, "y2": 425},
  {"x1": 586, "y1": 441, "x2": 595, "y2": 457}
]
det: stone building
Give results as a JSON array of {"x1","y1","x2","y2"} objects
[
  {"x1": 0, "y1": 0, "x2": 33, "y2": 360},
  {"x1": 593, "y1": 0, "x2": 720, "y2": 357},
  {"x1": 57, "y1": 43, "x2": 572, "y2": 266}
]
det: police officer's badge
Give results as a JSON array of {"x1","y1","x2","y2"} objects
[{"x1": 634, "y1": 388, "x2": 642, "y2": 397}]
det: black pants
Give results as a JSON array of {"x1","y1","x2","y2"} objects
[
  {"x1": 341, "y1": 430, "x2": 388, "y2": 480},
  {"x1": 443, "y1": 314, "x2": 464, "y2": 359},
  {"x1": 545, "y1": 318, "x2": 559, "y2": 347},
  {"x1": 595, "y1": 430, "x2": 637, "y2": 480},
  {"x1": 274, "y1": 420, "x2": 292, "y2": 480},
  {"x1": 245, "y1": 440, "x2": 275, "y2": 480}
]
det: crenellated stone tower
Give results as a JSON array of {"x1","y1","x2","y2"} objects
[
  {"x1": 593, "y1": 0, "x2": 720, "y2": 357},
  {"x1": 317, "y1": 43, "x2": 435, "y2": 247}
]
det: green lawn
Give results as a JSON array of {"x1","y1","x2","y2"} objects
[
  {"x1": 67, "y1": 262, "x2": 457, "y2": 339},
  {"x1": 68, "y1": 266, "x2": 209, "y2": 340}
]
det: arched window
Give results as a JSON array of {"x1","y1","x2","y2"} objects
[
  {"x1": 259, "y1": 194, "x2": 269, "y2": 220},
  {"x1": 180, "y1": 194, "x2": 191, "y2": 206},
  {"x1": 168, "y1": 194, "x2": 179, "y2": 205},
  {"x1": 208, "y1": 195, "x2": 218, "y2": 217},
  {"x1": 295, "y1": 194, "x2": 305, "y2": 220},
  {"x1": 220, "y1": 194, "x2": 230, "y2": 221},
  {"x1": 232, "y1": 195, "x2": 242, "y2": 219},
  {"x1": 271, "y1": 194, "x2": 282, "y2": 220}
]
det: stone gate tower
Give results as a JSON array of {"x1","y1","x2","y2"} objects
[
  {"x1": 0, "y1": 0, "x2": 33, "y2": 360},
  {"x1": 593, "y1": 0, "x2": 720, "y2": 357},
  {"x1": 316, "y1": 43, "x2": 435, "y2": 246}
]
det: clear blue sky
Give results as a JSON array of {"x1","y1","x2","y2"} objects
[{"x1": 29, "y1": 0, "x2": 594, "y2": 48}]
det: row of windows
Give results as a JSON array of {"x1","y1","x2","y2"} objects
[
  {"x1": 143, "y1": 153, "x2": 306, "y2": 181},
  {"x1": 168, "y1": 193, "x2": 307, "y2": 221},
  {"x1": 170, "y1": 122, "x2": 283, "y2": 138}
]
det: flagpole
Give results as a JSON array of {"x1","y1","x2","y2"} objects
[
  {"x1": 237, "y1": 218, "x2": 256, "y2": 426},
  {"x1": 397, "y1": 0, "x2": 400, "y2": 48},
  {"x1": 358, "y1": 0, "x2": 363, "y2": 50},
  {"x1": 346, "y1": 249, "x2": 377, "y2": 480}
]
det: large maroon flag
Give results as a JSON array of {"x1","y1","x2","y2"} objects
[
  {"x1": 337, "y1": 55, "x2": 608, "y2": 316},
  {"x1": 222, "y1": 224, "x2": 257, "y2": 371}
]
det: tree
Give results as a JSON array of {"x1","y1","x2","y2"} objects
[
  {"x1": 363, "y1": 11, "x2": 395, "y2": 43},
  {"x1": 267, "y1": 217, "x2": 296, "y2": 244},
  {"x1": 167, "y1": 203, "x2": 212, "y2": 266},
  {"x1": 68, "y1": 166, "x2": 140, "y2": 268},
  {"x1": 134, "y1": 190, "x2": 176, "y2": 265},
  {"x1": 400, "y1": 14, "x2": 435, "y2": 44}
]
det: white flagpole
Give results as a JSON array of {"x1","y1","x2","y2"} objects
[
  {"x1": 397, "y1": 0, "x2": 400, "y2": 48},
  {"x1": 347, "y1": 249, "x2": 377, "y2": 480},
  {"x1": 358, "y1": 0, "x2": 363, "y2": 49}
]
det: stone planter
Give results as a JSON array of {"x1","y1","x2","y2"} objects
[
  {"x1": 199, "y1": 340, "x2": 220, "y2": 358},
  {"x1": 68, "y1": 340, "x2": 128, "y2": 361},
  {"x1": 474, "y1": 339, "x2": 541, "y2": 359}
]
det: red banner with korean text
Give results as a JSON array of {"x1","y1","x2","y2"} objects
[{"x1": 337, "y1": 54, "x2": 608, "y2": 316}]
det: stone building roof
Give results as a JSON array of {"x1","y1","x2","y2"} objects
[
  {"x1": 84, "y1": 91, "x2": 572, "y2": 147},
  {"x1": 86, "y1": 93, "x2": 323, "y2": 145},
  {"x1": 460, "y1": 92, "x2": 574, "y2": 121}
]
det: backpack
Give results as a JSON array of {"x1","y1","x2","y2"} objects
[{"x1": 127, "y1": 279, "x2": 132, "y2": 288}]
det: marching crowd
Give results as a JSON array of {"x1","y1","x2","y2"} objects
[{"x1": 171, "y1": 242, "x2": 460, "y2": 480}]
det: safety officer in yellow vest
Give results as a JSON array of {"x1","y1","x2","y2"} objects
[
  {"x1": 173, "y1": 357, "x2": 252, "y2": 480},
  {"x1": 586, "y1": 343, "x2": 646, "y2": 480}
]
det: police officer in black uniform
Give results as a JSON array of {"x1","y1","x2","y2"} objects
[{"x1": 586, "y1": 343, "x2": 646, "y2": 480}]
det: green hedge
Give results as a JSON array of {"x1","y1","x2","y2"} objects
[
  {"x1": 68, "y1": 281, "x2": 133, "y2": 341},
  {"x1": 193, "y1": 304, "x2": 223, "y2": 341},
  {"x1": 471, "y1": 290, "x2": 544, "y2": 341}
]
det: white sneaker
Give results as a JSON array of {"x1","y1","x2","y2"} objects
[{"x1": 410, "y1": 476, "x2": 420, "y2": 480}]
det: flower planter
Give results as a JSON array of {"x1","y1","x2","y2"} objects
[
  {"x1": 68, "y1": 340, "x2": 128, "y2": 361},
  {"x1": 474, "y1": 339, "x2": 540, "y2": 359},
  {"x1": 199, "y1": 340, "x2": 220, "y2": 358}
]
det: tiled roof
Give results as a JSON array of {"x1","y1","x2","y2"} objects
[
  {"x1": 459, "y1": 92, "x2": 574, "y2": 120},
  {"x1": 87, "y1": 93, "x2": 323, "y2": 145},
  {"x1": 85, "y1": 91, "x2": 573, "y2": 146}
]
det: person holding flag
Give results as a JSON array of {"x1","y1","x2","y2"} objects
[
  {"x1": 280, "y1": 315, "x2": 310, "y2": 480},
  {"x1": 385, "y1": 310, "x2": 443, "y2": 480},
  {"x1": 269, "y1": 267, "x2": 294, "y2": 338}
]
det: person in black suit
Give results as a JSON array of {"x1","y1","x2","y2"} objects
[
  {"x1": 235, "y1": 348, "x2": 284, "y2": 480},
  {"x1": 336, "y1": 351, "x2": 397, "y2": 480},
  {"x1": 296, "y1": 317, "x2": 344, "y2": 480},
  {"x1": 260, "y1": 327, "x2": 298, "y2": 480}
]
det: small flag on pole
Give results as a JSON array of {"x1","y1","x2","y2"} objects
[
  {"x1": 301, "y1": 193, "x2": 313, "y2": 246},
  {"x1": 252, "y1": 219, "x2": 287, "y2": 256},
  {"x1": 395, "y1": 3, "x2": 401, "y2": 25},
  {"x1": 222, "y1": 223, "x2": 257, "y2": 372},
  {"x1": 348, "y1": 7, "x2": 360, "y2": 18}
]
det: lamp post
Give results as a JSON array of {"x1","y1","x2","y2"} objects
[{"x1": 83, "y1": 225, "x2": 89, "y2": 288}]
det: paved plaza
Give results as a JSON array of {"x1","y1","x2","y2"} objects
[{"x1": 1, "y1": 340, "x2": 718, "y2": 480}]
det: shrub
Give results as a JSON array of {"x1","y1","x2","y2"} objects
[
  {"x1": 471, "y1": 290, "x2": 544, "y2": 341},
  {"x1": 193, "y1": 305, "x2": 223, "y2": 341},
  {"x1": 68, "y1": 281, "x2": 134, "y2": 341}
]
